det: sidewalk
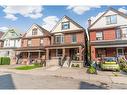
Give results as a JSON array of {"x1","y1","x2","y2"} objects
[{"x1": 0, "y1": 65, "x2": 127, "y2": 86}]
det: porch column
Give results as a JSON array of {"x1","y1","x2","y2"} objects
[
  {"x1": 63, "y1": 48, "x2": 65, "y2": 57},
  {"x1": 38, "y1": 50, "x2": 41, "y2": 59},
  {"x1": 28, "y1": 52, "x2": 30, "y2": 64},
  {"x1": 79, "y1": 46, "x2": 82, "y2": 61},
  {"x1": 46, "y1": 49, "x2": 49, "y2": 60}
]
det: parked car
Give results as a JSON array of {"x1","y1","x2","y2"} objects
[{"x1": 100, "y1": 57, "x2": 120, "y2": 71}]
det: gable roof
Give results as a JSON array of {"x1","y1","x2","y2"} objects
[
  {"x1": 51, "y1": 15, "x2": 84, "y2": 32},
  {"x1": 1, "y1": 28, "x2": 22, "y2": 40},
  {"x1": 89, "y1": 7, "x2": 127, "y2": 29},
  {"x1": 23, "y1": 24, "x2": 50, "y2": 37}
]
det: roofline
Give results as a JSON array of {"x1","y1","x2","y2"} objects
[
  {"x1": 50, "y1": 15, "x2": 84, "y2": 33},
  {"x1": 88, "y1": 7, "x2": 127, "y2": 29}
]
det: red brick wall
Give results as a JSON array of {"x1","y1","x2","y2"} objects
[
  {"x1": 22, "y1": 36, "x2": 50, "y2": 47},
  {"x1": 51, "y1": 31, "x2": 85, "y2": 44},
  {"x1": 90, "y1": 28, "x2": 116, "y2": 41},
  {"x1": 43, "y1": 37, "x2": 50, "y2": 46},
  {"x1": 103, "y1": 29, "x2": 116, "y2": 40},
  {"x1": 90, "y1": 31, "x2": 96, "y2": 41}
]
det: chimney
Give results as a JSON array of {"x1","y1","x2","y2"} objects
[{"x1": 88, "y1": 19, "x2": 91, "y2": 27}]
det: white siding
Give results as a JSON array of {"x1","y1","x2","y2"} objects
[
  {"x1": 52, "y1": 17, "x2": 82, "y2": 33},
  {"x1": 90, "y1": 10, "x2": 127, "y2": 29},
  {"x1": 25, "y1": 25, "x2": 43, "y2": 37},
  {"x1": 3, "y1": 39, "x2": 21, "y2": 48}
]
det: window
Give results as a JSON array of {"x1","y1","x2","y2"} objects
[
  {"x1": 116, "y1": 28, "x2": 121, "y2": 39},
  {"x1": 96, "y1": 32, "x2": 103, "y2": 40},
  {"x1": 56, "y1": 49, "x2": 63, "y2": 57},
  {"x1": 55, "y1": 35, "x2": 64, "y2": 44},
  {"x1": 106, "y1": 15, "x2": 117, "y2": 24},
  {"x1": 122, "y1": 28, "x2": 127, "y2": 38},
  {"x1": 28, "y1": 39, "x2": 31, "y2": 47},
  {"x1": 62, "y1": 22, "x2": 70, "y2": 30},
  {"x1": 72, "y1": 34, "x2": 77, "y2": 43},
  {"x1": 32, "y1": 28, "x2": 37, "y2": 35},
  {"x1": 40, "y1": 38, "x2": 43, "y2": 46},
  {"x1": 96, "y1": 48, "x2": 106, "y2": 58}
]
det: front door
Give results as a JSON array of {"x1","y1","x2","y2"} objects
[
  {"x1": 70, "y1": 48, "x2": 78, "y2": 60},
  {"x1": 117, "y1": 48, "x2": 124, "y2": 56}
]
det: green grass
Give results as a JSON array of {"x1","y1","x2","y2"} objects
[{"x1": 15, "y1": 65, "x2": 40, "y2": 70}]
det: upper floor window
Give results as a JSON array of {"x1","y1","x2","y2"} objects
[
  {"x1": 32, "y1": 28, "x2": 38, "y2": 35},
  {"x1": 62, "y1": 22, "x2": 70, "y2": 30},
  {"x1": 122, "y1": 28, "x2": 127, "y2": 38},
  {"x1": 106, "y1": 15, "x2": 117, "y2": 25},
  {"x1": 72, "y1": 34, "x2": 77, "y2": 43},
  {"x1": 55, "y1": 35, "x2": 64, "y2": 44},
  {"x1": 28, "y1": 39, "x2": 31, "y2": 47},
  {"x1": 116, "y1": 28, "x2": 121, "y2": 39},
  {"x1": 40, "y1": 38, "x2": 43, "y2": 46},
  {"x1": 96, "y1": 32, "x2": 103, "y2": 40}
]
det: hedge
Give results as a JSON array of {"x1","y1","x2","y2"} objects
[{"x1": 0, "y1": 57, "x2": 10, "y2": 65}]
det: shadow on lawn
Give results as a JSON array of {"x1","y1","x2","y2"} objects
[
  {"x1": 79, "y1": 81, "x2": 106, "y2": 89},
  {"x1": 0, "y1": 74, "x2": 15, "y2": 89}
]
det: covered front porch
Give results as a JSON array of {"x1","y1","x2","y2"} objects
[
  {"x1": 15, "y1": 47, "x2": 46, "y2": 65},
  {"x1": 93, "y1": 47, "x2": 127, "y2": 60},
  {"x1": 46, "y1": 46, "x2": 84, "y2": 61}
]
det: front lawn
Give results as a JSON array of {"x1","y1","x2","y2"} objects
[{"x1": 15, "y1": 65, "x2": 40, "y2": 70}]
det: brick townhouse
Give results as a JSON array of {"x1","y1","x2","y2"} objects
[
  {"x1": 89, "y1": 7, "x2": 127, "y2": 61},
  {"x1": 45, "y1": 16, "x2": 87, "y2": 67},
  {"x1": 15, "y1": 24, "x2": 51, "y2": 64},
  {"x1": 15, "y1": 16, "x2": 87, "y2": 67}
]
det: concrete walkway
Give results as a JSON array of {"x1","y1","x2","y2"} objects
[{"x1": 0, "y1": 65, "x2": 127, "y2": 89}]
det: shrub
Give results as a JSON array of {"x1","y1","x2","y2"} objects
[
  {"x1": 122, "y1": 67, "x2": 127, "y2": 72},
  {"x1": 76, "y1": 64, "x2": 80, "y2": 67},
  {"x1": 71, "y1": 64, "x2": 80, "y2": 68},
  {"x1": 0, "y1": 57, "x2": 10, "y2": 65},
  {"x1": 34, "y1": 62, "x2": 43, "y2": 67},
  {"x1": 87, "y1": 66, "x2": 97, "y2": 74}
]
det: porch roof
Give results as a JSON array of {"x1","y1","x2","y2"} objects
[
  {"x1": 45, "y1": 43, "x2": 84, "y2": 49},
  {"x1": 95, "y1": 44, "x2": 127, "y2": 48},
  {"x1": 91, "y1": 40, "x2": 127, "y2": 46},
  {"x1": 15, "y1": 46, "x2": 45, "y2": 52}
]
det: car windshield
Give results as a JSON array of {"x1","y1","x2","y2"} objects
[{"x1": 103, "y1": 57, "x2": 116, "y2": 62}]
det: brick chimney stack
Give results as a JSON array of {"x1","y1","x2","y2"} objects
[{"x1": 88, "y1": 19, "x2": 91, "y2": 27}]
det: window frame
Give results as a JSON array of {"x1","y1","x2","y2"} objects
[
  {"x1": 96, "y1": 31, "x2": 103, "y2": 40},
  {"x1": 32, "y1": 28, "x2": 38, "y2": 35},
  {"x1": 40, "y1": 38, "x2": 43, "y2": 46},
  {"x1": 55, "y1": 35, "x2": 64, "y2": 44},
  {"x1": 106, "y1": 15, "x2": 117, "y2": 25},
  {"x1": 56, "y1": 49, "x2": 63, "y2": 57},
  {"x1": 28, "y1": 39, "x2": 32, "y2": 47},
  {"x1": 62, "y1": 21, "x2": 70, "y2": 30},
  {"x1": 71, "y1": 34, "x2": 77, "y2": 43}
]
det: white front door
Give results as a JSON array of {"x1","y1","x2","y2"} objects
[{"x1": 117, "y1": 48, "x2": 124, "y2": 56}]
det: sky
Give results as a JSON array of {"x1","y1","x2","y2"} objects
[{"x1": 0, "y1": 5, "x2": 127, "y2": 33}]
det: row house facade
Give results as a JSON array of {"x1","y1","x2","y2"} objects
[
  {"x1": 45, "y1": 16, "x2": 86, "y2": 67},
  {"x1": 89, "y1": 7, "x2": 127, "y2": 61},
  {"x1": 16, "y1": 24, "x2": 51, "y2": 64},
  {"x1": 0, "y1": 29, "x2": 22, "y2": 64},
  {"x1": 14, "y1": 16, "x2": 87, "y2": 67}
]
